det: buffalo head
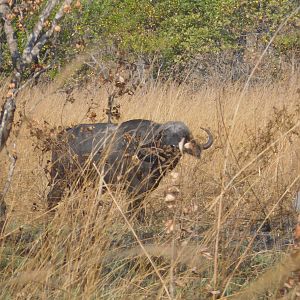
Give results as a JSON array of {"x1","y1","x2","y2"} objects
[{"x1": 152, "y1": 121, "x2": 213, "y2": 158}]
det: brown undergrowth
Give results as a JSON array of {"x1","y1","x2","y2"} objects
[{"x1": 0, "y1": 72, "x2": 300, "y2": 299}]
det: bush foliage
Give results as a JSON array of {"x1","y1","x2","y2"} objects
[{"x1": 1, "y1": 0, "x2": 299, "y2": 76}]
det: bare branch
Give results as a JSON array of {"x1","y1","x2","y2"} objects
[
  {"x1": 0, "y1": 1, "x2": 19, "y2": 151},
  {"x1": 0, "y1": 199, "x2": 6, "y2": 233},
  {"x1": 1, "y1": 149, "x2": 17, "y2": 200},
  {"x1": 0, "y1": 147, "x2": 17, "y2": 233},
  {"x1": 0, "y1": 98, "x2": 16, "y2": 152},
  {"x1": 22, "y1": 0, "x2": 59, "y2": 64},
  {"x1": 0, "y1": 1, "x2": 9, "y2": 7},
  {"x1": 30, "y1": 0, "x2": 73, "y2": 60},
  {"x1": 0, "y1": 0, "x2": 74, "y2": 152},
  {"x1": 0, "y1": 1, "x2": 21, "y2": 71},
  {"x1": 0, "y1": 22, "x2": 3, "y2": 67},
  {"x1": 0, "y1": 0, "x2": 75, "y2": 226},
  {"x1": 0, "y1": 0, "x2": 16, "y2": 8}
]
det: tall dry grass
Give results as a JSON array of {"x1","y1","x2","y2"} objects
[{"x1": 0, "y1": 71, "x2": 300, "y2": 299}]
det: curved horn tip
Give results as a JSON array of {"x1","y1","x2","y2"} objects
[
  {"x1": 178, "y1": 137, "x2": 185, "y2": 154},
  {"x1": 200, "y1": 127, "x2": 213, "y2": 150}
]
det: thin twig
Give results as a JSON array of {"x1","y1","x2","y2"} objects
[
  {"x1": 93, "y1": 165, "x2": 172, "y2": 300},
  {"x1": 226, "y1": 249, "x2": 300, "y2": 300},
  {"x1": 208, "y1": 121, "x2": 300, "y2": 212},
  {"x1": 212, "y1": 189, "x2": 223, "y2": 299},
  {"x1": 222, "y1": 175, "x2": 300, "y2": 297},
  {"x1": 208, "y1": 85, "x2": 298, "y2": 278},
  {"x1": 17, "y1": 64, "x2": 51, "y2": 93},
  {"x1": 222, "y1": 5, "x2": 300, "y2": 189}
]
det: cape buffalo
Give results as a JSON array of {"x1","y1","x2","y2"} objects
[{"x1": 47, "y1": 119, "x2": 213, "y2": 216}]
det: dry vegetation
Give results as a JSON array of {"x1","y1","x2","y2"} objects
[{"x1": 0, "y1": 70, "x2": 300, "y2": 299}]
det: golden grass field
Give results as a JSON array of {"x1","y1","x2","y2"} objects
[{"x1": 0, "y1": 70, "x2": 300, "y2": 299}]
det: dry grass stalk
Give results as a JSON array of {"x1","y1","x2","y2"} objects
[{"x1": 0, "y1": 69, "x2": 299, "y2": 298}]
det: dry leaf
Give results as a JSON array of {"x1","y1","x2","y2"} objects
[
  {"x1": 75, "y1": 0, "x2": 82, "y2": 9},
  {"x1": 8, "y1": 82, "x2": 15, "y2": 89},
  {"x1": 168, "y1": 186, "x2": 180, "y2": 193},
  {"x1": 164, "y1": 219, "x2": 174, "y2": 233},
  {"x1": 295, "y1": 223, "x2": 300, "y2": 240},
  {"x1": 284, "y1": 282, "x2": 292, "y2": 289},
  {"x1": 210, "y1": 290, "x2": 221, "y2": 295},
  {"x1": 6, "y1": 91, "x2": 14, "y2": 98},
  {"x1": 63, "y1": 4, "x2": 71, "y2": 13},
  {"x1": 54, "y1": 25, "x2": 61, "y2": 32},
  {"x1": 170, "y1": 171, "x2": 179, "y2": 180},
  {"x1": 165, "y1": 193, "x2": 176, "y2": 202},
  {"x1": 44, "y1": 20, "x2": 50, "y2": 27}
]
